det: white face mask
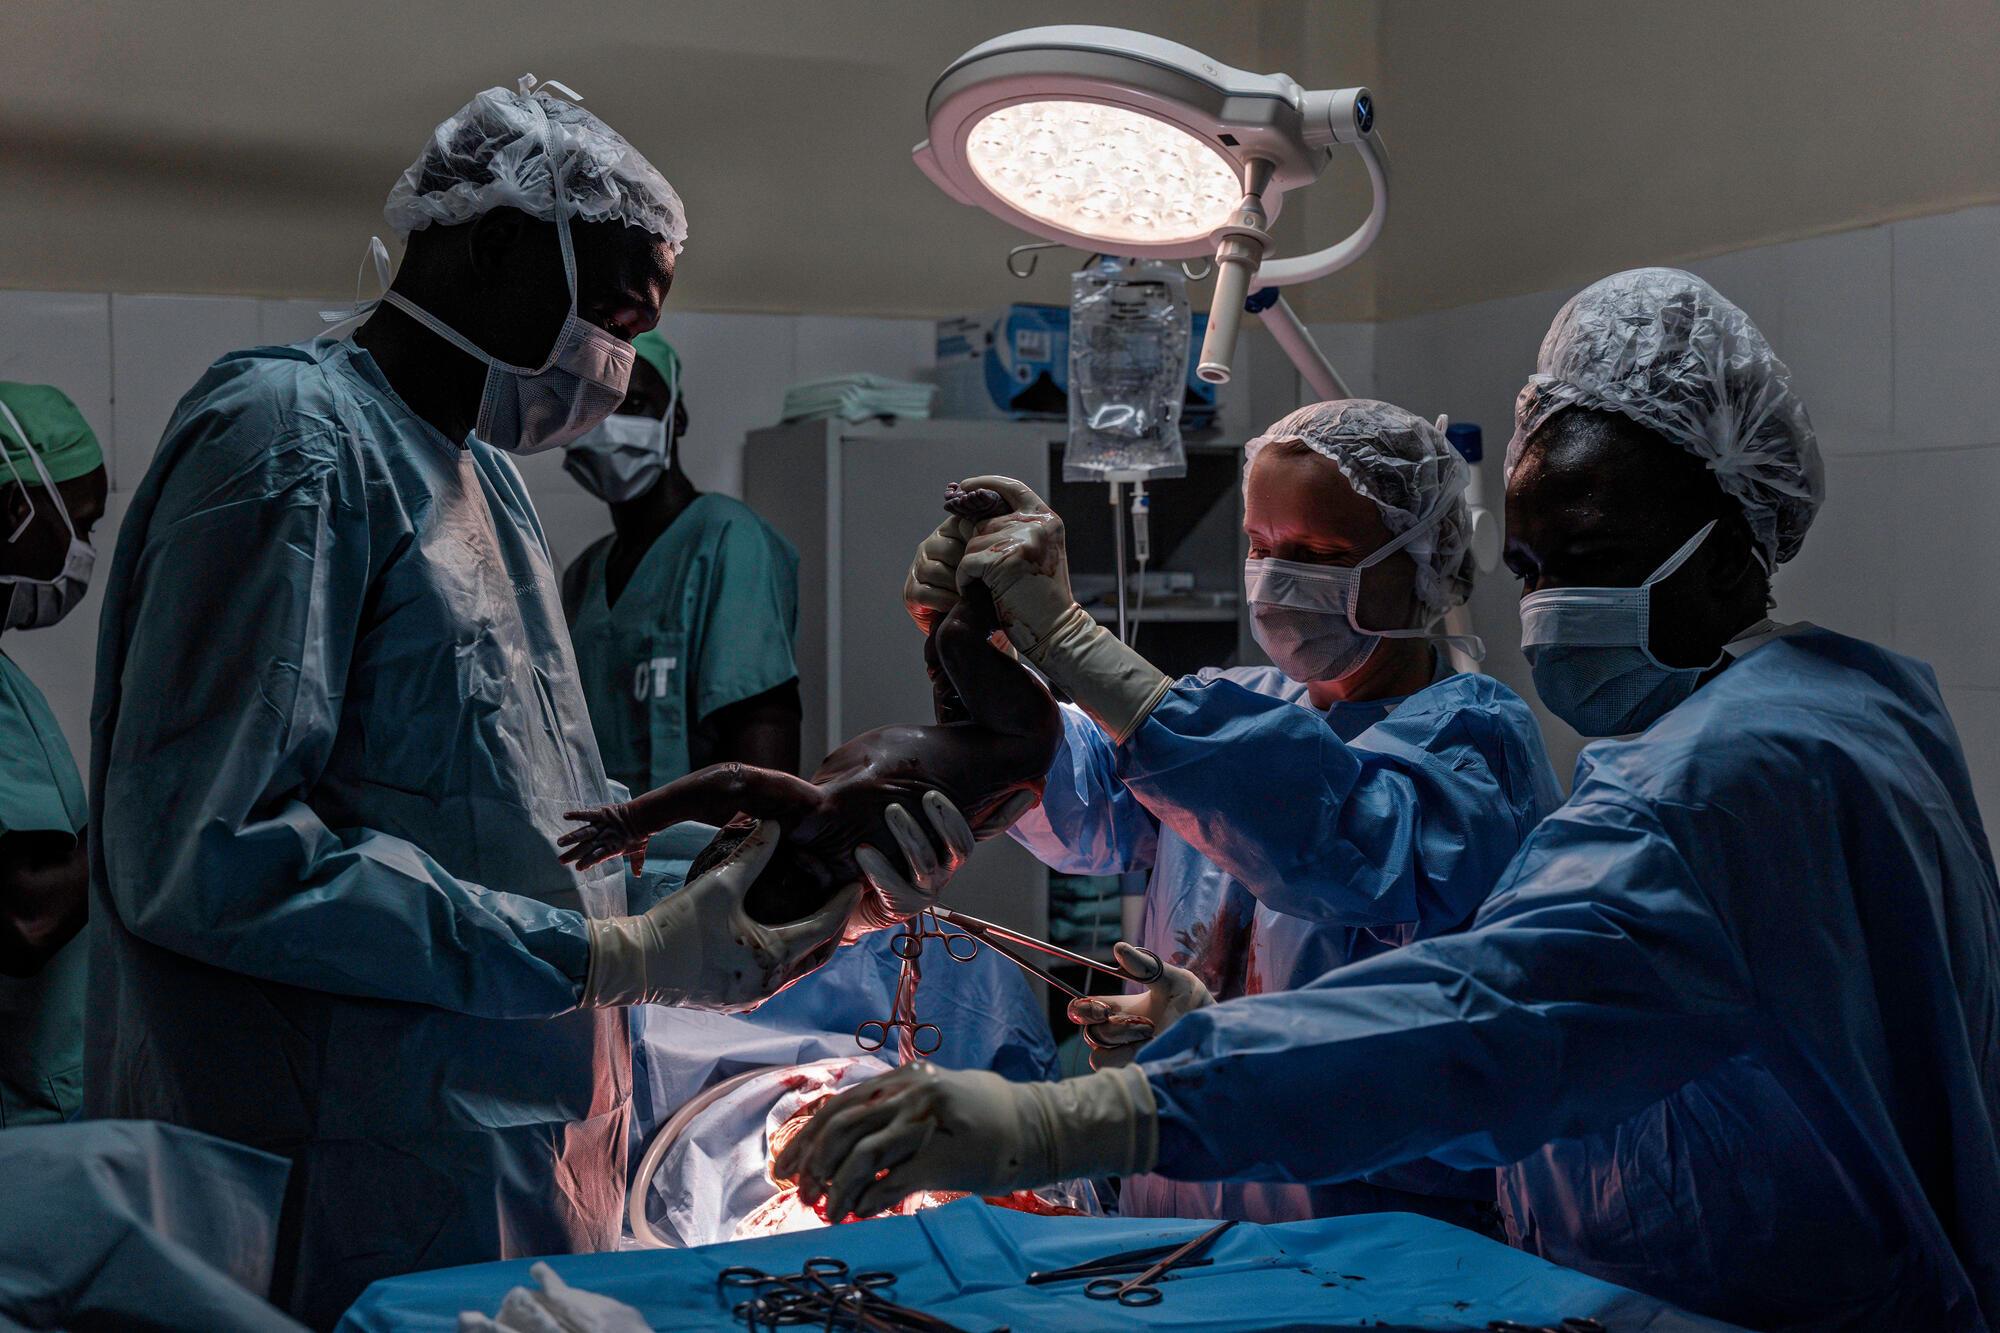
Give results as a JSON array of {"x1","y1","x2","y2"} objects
[
  {"x1": 0, "y1": 399, "x2": 95, "y2": 632},
  {"x1": 381, "y1": 101, "x2": 633, "y2": 454},
  {"x1": 1243, "y1": 477, "x2": 1465, "y2": 684},
  {"x1": 564, "y1": 412, "x2": 670, "y2": 503},
  {"x1": 1519, "y1": 519, "x2": 1721, "y2": 736}
]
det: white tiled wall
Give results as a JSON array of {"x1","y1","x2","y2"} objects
[
  {"x1": 0, "y1": 293, "x2": 940, "y2": 762},
  {"x1": 1370, "y1": 203, "x2": 2000, "y2": 822},
  {"x1": 11, "y1": 206, "x2": 1997, "y2": 823}
]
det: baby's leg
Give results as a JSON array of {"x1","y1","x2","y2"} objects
[
  {"x1": 923, "y1": 623, "x2": 973, "y2": 727},
  {"x1": 932, "y1": 581, "x2": 1058, "y2": 741},
  {"x1": 624, "y1": 762, "x2": 825, "y2": 835}
]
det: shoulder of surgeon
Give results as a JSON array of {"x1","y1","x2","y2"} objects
[
  {"x1": 145, "y1": 339, "x2": 381, "y2": 501},
  {"x1": 1575, "y1": 626, "x2": 1959, "y2": 812}
]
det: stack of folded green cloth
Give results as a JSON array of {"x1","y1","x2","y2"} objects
[{"x1": 781, "y1": 374, "x2": 936, "y2": 424}]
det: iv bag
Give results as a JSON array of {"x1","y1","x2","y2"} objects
[{"x1": 1066, "y1": 257, "x2": 1190, "y2": 481}]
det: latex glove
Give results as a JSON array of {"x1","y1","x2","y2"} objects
[
  {"x1": 457, "y1": 1261, "x2": 652, "y2": 1333},
  {"x1": 854, "y1": 789, "x2": 1038, "y2": 921},
  {"x1": 903, "y1": 512, "x2": 977, "y2": 636},
  {"x1": 580, "y1": 820, "x2": 860, "y2": 1011},
  {"x1": 952, "y1": 475, "x2": 1078, "y2": 652},
  {"x1": 1067, "y1": 942, "x2": 1213, "y2": 1071},
  {"x1": 775, "y1": 1061, "x2": 1157, "y2": 1223},
  {"x1": 955, "y1": 475, "x2": 1171, "y2": 744}
]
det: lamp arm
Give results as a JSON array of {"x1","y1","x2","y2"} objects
[
  {"x1": 1255, "y1": 294, "x2": 1352, "y2": 401},
  {"x1": 1257, "y1": 133, "x2": 1390, "y2": 288}
]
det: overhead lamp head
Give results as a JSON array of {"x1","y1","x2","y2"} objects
[
  {"x1": 915, "y1": 26, "x2": 1387, "y2": 384},
  {"x1": 915, "y1": 26, "x2": 1373, "y2": 260}
]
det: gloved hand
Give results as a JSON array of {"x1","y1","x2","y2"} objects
[
  {"x1": 1067, "y1": 942, "x2": 1214, "y2": 1071},
  {"x1": 774, "y1": 1061, "x2": 1158, "y2": 1223},
  {"x1": 580, "y1": 820, "x2": 860, "y2": 1012},
  {"x1": 951, "y1": 475, "x2": 1077, "y2": 650},
  {"x1": 854, "y1": 789, "x2": 1039, "y2": 922},
  {"x1": 953, "y1": 475, "x2": 1172, "y2": 744},
  {"x1": 457, "y1": 1260, "x2": 651, "y2": 1333},
  {"x1": 903, "y1": 511, "x2": 978, "y2": 635}
]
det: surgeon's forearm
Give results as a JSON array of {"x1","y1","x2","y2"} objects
[
  {"x1": 101, "y1": 791, "x2": 594, "y2": 1017},
  {"x1": 1139, "y1": 874, "x2": 1753, "y2": 1185},
  {"x1": 1115, "y1": 682, "x2": 1458, "y2": 930},
  {"x1": 0, "y1": 831, "x2": 88, "y2": 978},
  {"x1": 1006, "y1": 705, "x2": 1160, "y2": 875}
]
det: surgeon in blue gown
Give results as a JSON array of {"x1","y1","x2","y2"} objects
[
  {"x1": 881, "y1": 402, "x2": 1561, "y2": 1225},
  {"x1": 85, "y1": 82, "x2": 866, "y2": 1330},
  {"x1": 785, "y1": 269, "x2": 2000, "y2": 1333}
]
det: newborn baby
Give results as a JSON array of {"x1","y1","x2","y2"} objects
[{"x1": 560, "y1": 484, "x2": 1059, "y2": 931}]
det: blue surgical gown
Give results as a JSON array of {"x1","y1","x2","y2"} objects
[
  {"x1": 87, "y1": 337, "x2": 622, "y2": 1328},
  {"x1": 1142, "y1": 628, "x2": 2000, "y2": 1331},
  {"x1": 0, "y1": 1120, "x2": 303, "y2": 1331},
  {"x1": 1011, "y1": 663, "x2": 1561, "y2": 1222}
]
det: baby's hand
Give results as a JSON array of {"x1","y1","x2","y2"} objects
[{"x1": 559, "y1": 804, "x2": 649, "y2": 873}]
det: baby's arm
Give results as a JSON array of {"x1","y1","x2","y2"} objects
[{"x1": 560, "y1": 764, "x2": 824, "y2": 871}]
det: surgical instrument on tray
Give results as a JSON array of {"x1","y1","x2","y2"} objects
[{"x1": 1085, "y1": 1218, "x2": 1237, "y2": 1307}]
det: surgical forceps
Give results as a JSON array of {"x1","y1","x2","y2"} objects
[{"x1": 930, "y1": 907, "x2": 1162, "y2": 1000}]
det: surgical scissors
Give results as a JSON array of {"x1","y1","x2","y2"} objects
[
  {"x1": 718, "y1": 1258, "x2": 967, "y2": 1332},
  {"x1": 1026, "y1": 1239, "x2": 1216, "y2": 1285},
  {"x1": 1085, "y1": 1218, "x2": 1235, "y2": 1306}
]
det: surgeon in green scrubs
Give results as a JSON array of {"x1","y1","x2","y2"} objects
[
  {"x1": 560, "y1": 333, "x2": 803, "y2": 788},
  {"x1": 0, "y1": 382, "x2": 107, "y2": 1125}
]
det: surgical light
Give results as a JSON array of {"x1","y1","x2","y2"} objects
[{"x1": 915, "y1": 25, "x2": 1387, "y2": 394}]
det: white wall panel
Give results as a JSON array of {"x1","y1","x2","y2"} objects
[
  {"x1": 109, "y1": 294, "x2": 258, "y2": 489},
  {"x1": 1893, "y1": 206, "x2": 2000, "y2": 452},
  {"x1": 0, "y1": 291, "x2": 112, "y2": 481}
]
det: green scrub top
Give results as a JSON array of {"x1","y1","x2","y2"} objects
[
  {"x1": 0, "y1": 650, "x2": 88, "y2": 1125},
  {"x1": 561, "y1": 493, "x2": 800, "y2": 795}
]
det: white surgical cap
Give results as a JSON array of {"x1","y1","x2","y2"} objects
[
  {"x1": 385, "y1": 76, "x2": 687, "y2": 251},
  {"x1": 1506, "y1": 267, "x2": 1822, "y2": 566},
  {"x1": 1245, "y1": 399, "x2": 1474, "y2": 618}
]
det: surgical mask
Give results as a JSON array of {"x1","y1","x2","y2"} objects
[
  {"x1": 0, "y1": 399, "x2": 95, "y2": 632},
  {"x1": 1244, "y1": 480, "x2": 1463, "y2": 683},
  {"x1": 563, "y1": 413, "x2": 669, "y2": 502},
  {"x1": 375, "y1": 100, "x2": 633, "y2": 454},
  {"x1": 1520, "y1": 519, "x2": 1719, "y2": 736},
  {"x1": 563, "y1": 352, "x2": 678, "y2": 503}
]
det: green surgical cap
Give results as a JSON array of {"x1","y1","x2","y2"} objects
[
  {"x1": 632, "y1": 332, "x2": 679, "y2": 390},
  {"x1": 0, "y1": 382, "x2": 104, "y2": 487}
]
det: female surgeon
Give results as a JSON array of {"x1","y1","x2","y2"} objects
[{"x1": 873, "y1": 399, "x2": 1563, "y2": 1224}]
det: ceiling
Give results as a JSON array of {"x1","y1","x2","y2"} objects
[{"x1": 3, "y1": 0, "x2": 1995, "y2": 321}]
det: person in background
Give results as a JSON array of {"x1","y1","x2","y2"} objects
[
  {"x1": 85, "y1": 80, "x2": 860, "y2": 1328},
  {"x1": 783, "y1": 269, "x2": 2000, "y2": 1332},
  {"x1": 0, "y1": 384, "x2": 105, "y2": 1127},
  {"x1": 864, "y1": 401, "x2": 1563, "y2": 1227},
  {"x1": 561, "y1": 333, "x2": 802, "y2": 784}
]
